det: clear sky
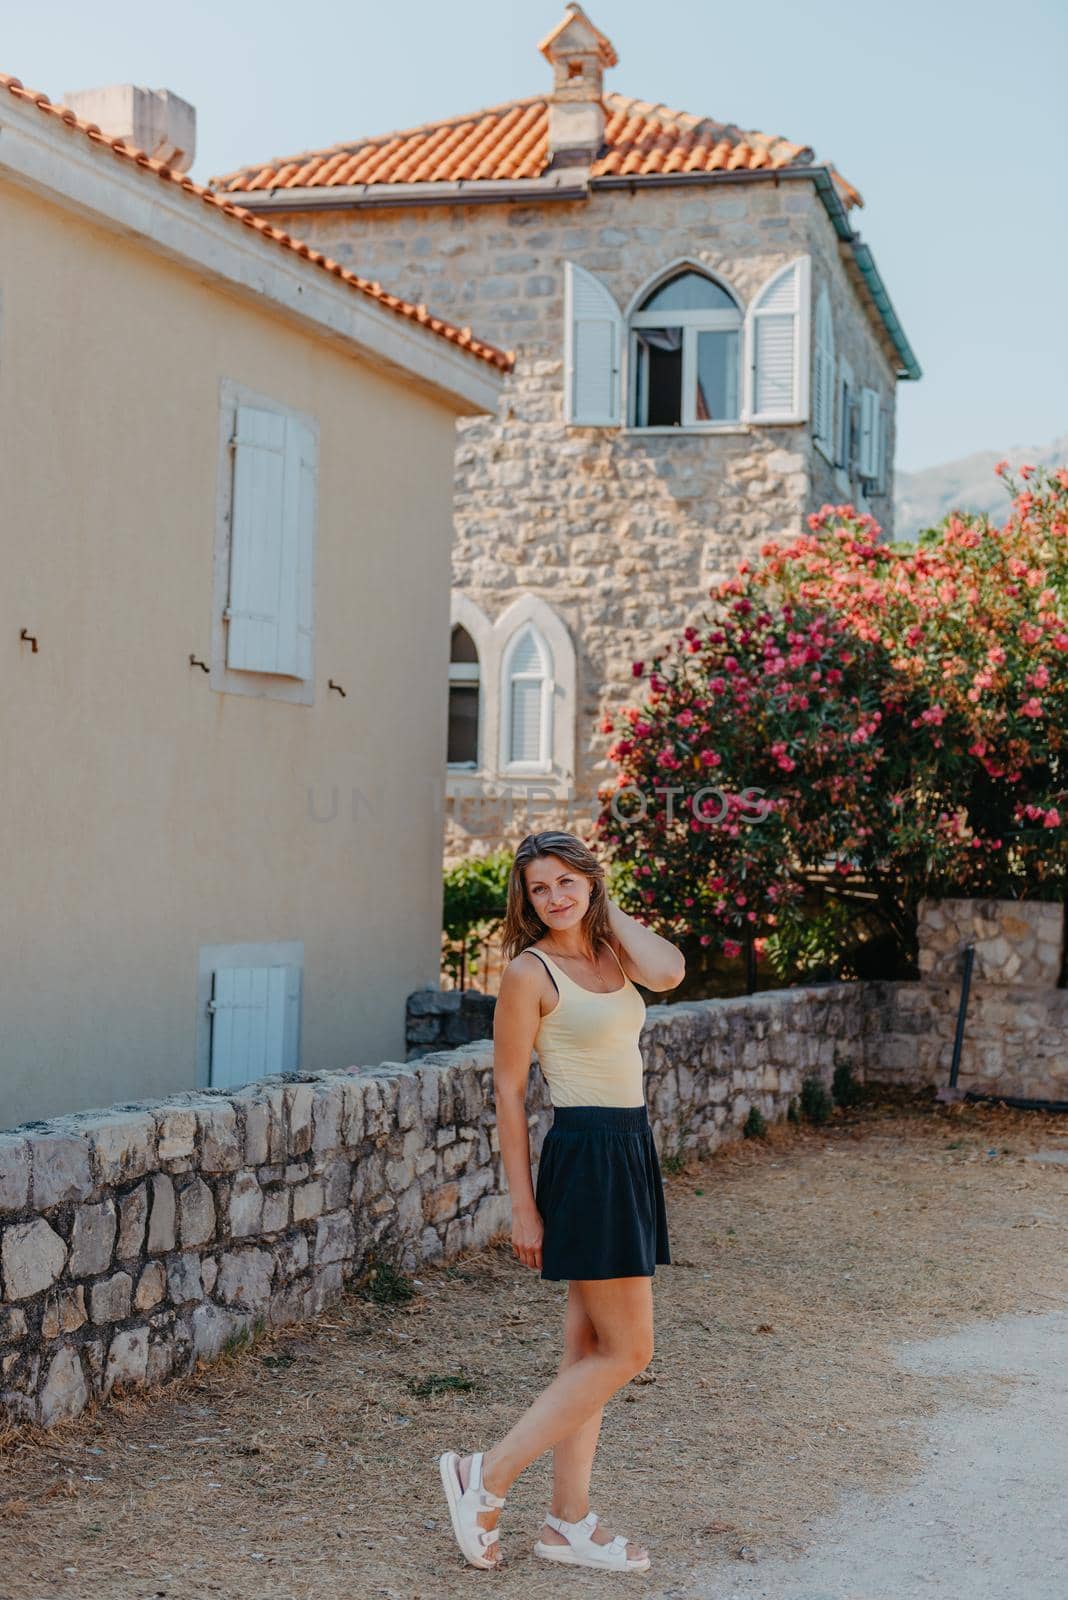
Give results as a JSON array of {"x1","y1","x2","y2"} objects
[{"x1": 5, "y1": 0, "x2": 1064, "y2": 471}]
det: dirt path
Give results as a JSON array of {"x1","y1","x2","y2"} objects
[{"x1": 2, "y1": 1089, "x2": 1066, "y2": 1600}]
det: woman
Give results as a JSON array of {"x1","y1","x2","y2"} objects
[{"x1": 439, "y1": 830, "x2": 686, "y2": 1573}]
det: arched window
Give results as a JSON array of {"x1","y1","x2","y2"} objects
[
  {"x1": 501, "y1": 624, "x2": 552, "y2": 771},
  {"x1": 629, "y1": 268, "x2": 742, "y2": 428},
  {"x1": 447, "y1": 624, "x2": 480, "y2": 767}
]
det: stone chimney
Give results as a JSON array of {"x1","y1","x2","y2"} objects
[
  {"x1": 61, "y1": 85, "x2": 196, "y2": 173},
  {"x1": 538, "y1": 5, "x2": 618, "y2": 169}
]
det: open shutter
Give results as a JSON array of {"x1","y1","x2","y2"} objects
[
  {"x1": 746, "y1": 256, "x2": 811, "y2": 423},
  {"x1": 208, "y1": 964, "x2": 300, "y2": 1089},
  {"x1": 227, "y1": 407, "x2": 316, "y2": 677},
  {"x1": 564, "y1": 262, "x2": 623, "y2": 426},
  {"x1": 877, "y1": 407, "x2": 890, "y2": 492},
  {"x1": 289, "y1": 418, "x2": 317, "y2": 681},
  {"x1": 813, "y1": 286, "x2": 835, "y2": 450},
  {"x1": 836, "y1": 358, "x2": 854, "y2": 470},
  {"x1": 859, "y1": 387, "x2": 880, "y2": 478}
]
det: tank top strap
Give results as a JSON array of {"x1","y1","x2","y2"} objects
[
  {"x1": 604, "y1": 941, "x2": 627, "y2": 979},
  {"x1": 526, "y1": 947, "x2": 560, "y2": 995}
]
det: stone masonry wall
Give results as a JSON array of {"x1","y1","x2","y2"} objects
[
  {"x1": 409, "y1": 899, "x2": 1068, "y2": 1104},
  {"x1": 278, "y1": 184, "x2": 898, "y2": 857},
  {"x1": 1, "y1": 985, "x2": 864, "y2": 1427}
]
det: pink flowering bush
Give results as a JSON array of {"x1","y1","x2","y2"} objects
[{"x1": 593, "y1": 464, "x2": 1068, "y2": 979}]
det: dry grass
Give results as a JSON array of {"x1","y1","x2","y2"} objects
[{"x1": 2, "y1": 1086, "x2": 1066, "y2": 1599}]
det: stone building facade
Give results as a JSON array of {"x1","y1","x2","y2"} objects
[{"x1": 214, "y1": 6, "x2": 921, "y2": 859}]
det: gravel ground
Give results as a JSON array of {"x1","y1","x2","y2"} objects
[{"x1": 1, "y1": 1087, "x2": 1065, "y2": 1600}]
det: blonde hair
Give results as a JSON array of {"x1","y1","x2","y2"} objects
[{"x1": 498, "y1": 831, "x2": 612, "y2": 962}]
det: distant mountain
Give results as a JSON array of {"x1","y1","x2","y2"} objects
[{"x1": 893, "y1": 434, "x2": 1068, "y2": 541}]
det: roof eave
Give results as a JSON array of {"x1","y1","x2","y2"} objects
[
  {"x1": 0, "y1": 88, "x2": 507, "y2": 413},
  {"x1": 225, "y1": 162, "x2": 920, "y2": 382}
]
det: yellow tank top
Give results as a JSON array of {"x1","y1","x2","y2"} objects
[{"x1": 528, "y1": 944, "x2": 647, "y2": 1109}]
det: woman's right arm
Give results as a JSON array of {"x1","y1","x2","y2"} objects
[{"x1": 492, "y1": 956, "x2": 545, "y2": 1272}]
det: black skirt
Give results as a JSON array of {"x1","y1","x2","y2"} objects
[{"x1": 534, "y1": 1103, "x2": 672, "y2": 1281}]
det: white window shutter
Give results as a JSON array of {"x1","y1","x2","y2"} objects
[
  {"x1": 564, "y1": 262, "x2": 623, "y2": 425},
  {"x1": 508, "y1": 630, "x2": 543, "y2": 762},
  {"x1": 746, "y1": 256, "x2": 811, "y2": 423},
  {"x1": 859, "y1": 388, "x2": 880, "y2": 478},
  {"x1": 288, "y1": 418, "x2": 317, "y2": 681},
  {"x1": 813, "y1": 287, "x2": 835, "y2": 449},
  {"x1": 208, "y1": 964, "x2": 300, "y2": 1089},
  {"x1": 227, "y1": 406, "x2": 316, "y2": 677},
  {"x1": 877, "y1": 408, "x2": 890, "y2": 491}
]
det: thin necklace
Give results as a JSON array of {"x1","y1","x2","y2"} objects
[{"x1": 541, "y1": 940, "x2": 614, "y2": 991}]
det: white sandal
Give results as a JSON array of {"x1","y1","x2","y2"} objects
[
  {"x1": 533, "y1": 1509, "x2": 651, "y2": 1571},
  {"x1": 438, "y1": 1449, "x2": 506, "y2": 1569}
]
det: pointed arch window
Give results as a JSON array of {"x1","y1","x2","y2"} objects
[
  {"x1": 629, "y1": 268, "x2": 742, "y2": 428},
  {"x1": 447, "y1": 624, "x2": 480, "y2": 767},
  {"x1": 501, "y1": 625, "x2": 553, "y2": 772}
]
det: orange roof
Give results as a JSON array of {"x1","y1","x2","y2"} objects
[
  {"x1": 211, "y1": 92, "x2": 862, "y2": 208},
  {"x1": 0, "y1": 72, "x2": 512, "y2": 373}
]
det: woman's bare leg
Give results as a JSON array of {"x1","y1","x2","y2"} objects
[{"x1": 456, "y1": 1276, "x2": 654, "y2": 1565}]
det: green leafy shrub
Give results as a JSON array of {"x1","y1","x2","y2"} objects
[
  {"x1": 800, "y1": 1075, "x2": 833, "y2": 1124},
  {"x1": 743, "y1": 1105, "x2": 767, "y2": 1138},
  {"x1": 832, "y1": 1061, "x2": 865, "y2": 1107}
]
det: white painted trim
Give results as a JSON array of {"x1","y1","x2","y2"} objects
[
  {"x1": 620, "y1": 423, "x2": 752, "y2": 437},
  {"x1": 445, "y1": 590, "x2": 576, "y2": 801},
  {"x1": 0, "y1": 94, "x2": 504, "y2": 416},
  {"x1": 622, "y1": 257, "x2": 745, "y2": 320},
  {"x1": 211, "y1": 378, "x2": 318, "y2": 705},
  {"x1": 195, "y1": 940, "x2": 303, "y2": 1089},
  {"x1": 447, "y1": 593, "x2": 494, "y2": 772}
]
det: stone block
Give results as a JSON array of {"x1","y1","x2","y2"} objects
[
  {"x1": 216, "y1": 1248, "x2": 274, "y2": 1309},
  {"x1": 41, "y1": 1286, "x2": 87, "y2": 1340},
  {"x1": 117, "y1": 1183, "x2": 148, "y2": 1258},
  {"x1": 39, "y1": 1345, "x2": 88, "y2": 1425},
  {"x1": 190, "y1": 1302, "x2": 241, "y2": 1360},
  {"x1": 228, "y1": 1171, "x2": 264, "y2": 1237},
  {"x1": 340, "y1": 1079, "x2": 366, "y2": 1147},
  {"x1": 0, "y1": 1137, "x2": 30, "y2": 1212},
  {"x1": 321, "y1": 1157, "x2": 351, "y2": 1211},
  {"x1": 134, "y1": 1261, "x2": 166, "y2": 1311},
  {"x1": 423, "y1": 1182, "x2": 460, "y2": 1224},
  {"x1": 242, "y1": 1099, "x2": 271, "y2": 1167},
  {"x1": 90, "y1": 1112, "x2": 156, "y2": 1185},
  {"x1": 167, "y1": 1252, "x2": 204, "y2": 1303},
  {"x1": 311, "y1": 1083, "x2": 343, "y2": 1153},
  {"x1": 315, "y1": 1211, "x2": 355, "y2": 1266},
  {"x1": 201, "y1": 1256, "x2": 218, "y2": 1296},
  {"x1": 30, "y1": 1131, "x2": 93, "y2": 1209},
  {"x1": 0, "y1": 1307, "x2": 28, "y2": 1343},
  {"x1": 198, "y1": 1103, "x2": 241, "y2": 1172},
  {"x1": 261, "y1": 1189, "x2": 290, "y2": 1234},
  {"x1": 286, "y1": 1084, "x2": 315, "y2": 1155},
  {"x1": 147, "y1": 1173, "x2": 177, "y2": 1253},
  {"x1": 67, "y1": 1199, "x2": 116, "y2": 1277},
  {"x1": 90, "y1": 1271, "x2": 133, "y2": 1324},
  {"x1": 156, "y1": 1108, "x2": 197, "y2": 1164},
  {"x1": 276, "y1": 1232, "x2": 309, "y2": 1280},
  {"x1": 104, "y1": 1327, "x2": 149, "y2": 1392},
  {"x1": 292, "y1": 1180, "x2": 325, "y2": 1223},
  {"x1": 2, "y1": 1217, "x2": 67, "y2": 1299},
  {"x1": 177, "y1": 1177, "x2": 215, "y2": 1248}
]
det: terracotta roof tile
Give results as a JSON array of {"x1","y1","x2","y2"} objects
[
  {"x1": 0, "y1": 72, "x2": 512, "y2": 374},
  {"x1": 211, "y1": 92, "x2": 860, "y2": 206}
]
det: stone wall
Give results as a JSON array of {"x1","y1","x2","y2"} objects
[
  {"x1": 277, "y1": 184, "x2": 898, "y2": 858},
  {"x1": 1, "y1": 985, "x2": 863, "y2": 1427},
  {"x1": 864, "y1": 897, "x2": 1068, "y2": 1103},
  {"x1": 405, "y1": 988, "x2": 497, "y2": 1058}
]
